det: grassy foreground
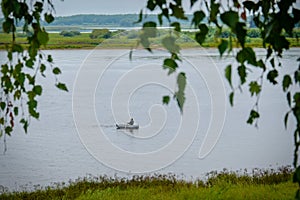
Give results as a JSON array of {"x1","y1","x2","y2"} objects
[{"x1": 0, "y1": 167, "x2": 297, "y2": 200}]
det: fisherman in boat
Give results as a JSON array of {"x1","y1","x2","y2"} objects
[{"x1": 127, "y1": 118, "x2": 134, "y2": 125}]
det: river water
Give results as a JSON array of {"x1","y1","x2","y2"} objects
[{"x1": 0, "y1": 48, "x2": 298, "y2": 191}]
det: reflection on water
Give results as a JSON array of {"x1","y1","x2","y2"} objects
[{"x1": 0, "y1": 48, "x2": 298, "y2": 190}]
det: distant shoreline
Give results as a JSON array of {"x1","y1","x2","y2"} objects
[{"x1": 0, "y1": 31, "x2": 299, "y2": 50}]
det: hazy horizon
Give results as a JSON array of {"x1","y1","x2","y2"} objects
[
  {"x1": 49, "y1": 0, "x2": 197, "y2": 17},
  {"x1": 52, "y1": 0, "x2": 146, "y2": 16},
  {"x1": 0, "y1": 0, "x2": 299, "y2": 17}
]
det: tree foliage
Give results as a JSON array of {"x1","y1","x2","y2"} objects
[
  {"x1": 89, "y1": 29, "x2": 112, "y2": 39},
  {"x1": 0, "y1": 0, "x2": 67, "y2": 151},
  {"x1": 137, "y1": 0, "x2": 300, "y2": 197},
  {"x1": 1, "y1": 0, "x2": 300, "y2": 196},
  {"x1": 60, "y1": 30, "x2": 81, "y2": 37}
]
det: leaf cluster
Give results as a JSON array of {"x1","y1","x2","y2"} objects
[
  {"x1": 0, "y1": 0, "x2": 68, "y2": 147},
  {"x1": 139, "y1": 0, "x2": 300, "y2": 197}
]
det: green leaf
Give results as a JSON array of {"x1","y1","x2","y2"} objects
[
  {"x1": 14, "y1": 90, "x2": 21, "y2": 100},
  {"x1": 218, "y1": 40, "x2": 228, "y2": 57},
  {"x1": 270, "y1": 58, "x2": 275, "y2": 68},
  {"x1": 274, "y1": 36, "x2": 290, "y2": 52},
  {"x1": 177, "y1": 72, "x2": 186, "y2": 91},
  {"x1": 26, "y1": 74, "x2": 35, "y2": 85},
  {"x1": 229, "y1": 92, "x2": 234, "y2": 106},
  {"x1": 44, "y1": 13, "x2": 54, "y2": 23},
  {"x1": 294, "y1": 93, "x2": 300, "y2": 107},
  {"x1": 191, "y1": 11, "x2": 205, "y2": 27},
  {"x1": 14, "y1": 63, "x2": 22, "y2": 75},
  {"x1": 175, "y1": 72, "x2": 186, "y2": 113},
  {"x1": 20, "y1": 119, "x2": 28, "y2": 133},
  {"x1": 143, "y1": 21, "x2": 157, "y2": 37},
  {"x1": 238, "y1": 65, "x2": 247, "y2": 84},
  {"x1": 129, "y1": 49, "x2": 133, "y2": 61},
  {"x1": 236, "y1": 22, "x2": 247, "y2": 48},
  {"x1": 293, "y1": 166, "x2": 300, "y2": 183},
  {"x1": 158, "y1": 14, "x2": 163, "y2": 25},
  {"x1": 5, "y1": 126, "x2": 13, "y2": 136},
  {"x1": 0, "y1": 102, "x2": 6, "y2": 110},
  {"x1": 287, "y1": 92, "x2": 291, "y2": 107},
  {"x1": 190, "y1": 0, "x2": 198, "y2": 8},
  {"x1": 243, "y1": 1, "x2": 255, "y2": 11},
  {"x1": 147, "y1": 0, "x2": 156, "y2": 11},
  {"x1": 13, "y1": 107, "x2": 18, "y2": 116},
  {"x1": 293, "y1": 8, "x2": 300, "y2": 22},
  {"x1": 156, "y1": 0, "x2": 166, "y2": 8},
  {"x1": 56, "y1": 83, "x2": 68, "y2": 92},
  {"x1": 12, "y1": 44, "x2": 23, "y2": 53},
  {"x1": 37, "y1": 29, "x2": 49, "y2": 45},
  {"x1": 163, "y1": 95, "x2": 170, "y2": 105},
  {"x1": 34, "y1": 1, "x2": 43, "y2": 12},
  {"x1": 2, "y1": 19, "x2": 13, "y2": 33},
  {"x1": 267, "y1": 47, "x2": 272, "y2": 59},
  {"x1": 7, "y1": 51, "x2": 12, "y2": 61},
  {"x1": 162, "y1": 36, "x2": 180, "y2": 54},
  {"x1": 33, "y1": 85, "x2": 42, "y2": 96},
  {"x1": 29, "y1": 45, "x2": 38, "y2": 59},
  {"x1": 256, "y1": 59, "x2": 266, "y2": 71},
  {"x1": 267, "y1": 69, "x2": 278, "y2": 84},
  {"x1": 28, "y1": 99, "x2": 38, "y2": 109},
  {"x1": 52, "y1": 67, "x2": 61, "y2": 75},
  {"x1": 209, "y1": 1, "x2": 220, "y2": 23},
  {"x1": 247, "y1": 110, "x2": 260, "y2": 124},
  {"x1": 295, "y1": 71, "x2": 300, "y2": 84},
  {"x1": 28, "y1": 99, "x2": 39, "y2": 119},
  {"x1": 140, "y1": 34, "x2": 151, "y2": 50},
  {"x1": 170, "y1": 3, "x2": 187, "y2": 20},
  {"x1": 249, "y1": 81, "x2": 261, "y2": 96},
  {"x1": 171, "y1": 22, "x2": 181, "y2": 32},
  {"x1": 198, "y1": 24, "x2": 208, "y2": 34},
  {"x1": 220, "y1": 11, "x2": 239, "y2": 30},
  {"x1": 195, "y1": 24, "x2": 208, "y2": 45},
  {"x1": 40, "y1": 64, "x2": 46, "y2": 77},
  {"x1": 284, "y1": 112, "x2": 289, "y2": 129},
  {"x1": 171, "y1": 53, "x2": 181, "y2": 61},
  {"x1": 163, "y1": 58, "x2": 178, "y2": 75},
  {"x1": 262, "y1": 0, "x2": 270, "y2": 17},
  {"x1": 1, "y1": 64, "x2": 8, "y2": 74},
  {"x1": 225, "y1": 64, "x2": 232, "y2": 87},
  {"x1": 26, "y1": 59, "x2": 34, "y2": 68},
  {"x1": 162, "y1": 8, "x2": 170, "y2": 22},
  {"x1": 47, "y1": 55, "x2": 53, "y2": 63},
  {"x1": 282, "y1": 75, "x2": 292, "y2": 92},
  {"x1": 236, "y1": 47, "x2": 257, "y2": 66},
  {"x1": 134, "y1": 9, "x2": 143, "y2": 24}
]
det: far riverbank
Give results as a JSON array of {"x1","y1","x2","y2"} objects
[{"x1": 0, "y1": 32, "x2": 299, "y2": 50}]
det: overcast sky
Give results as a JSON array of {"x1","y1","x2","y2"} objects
[
  {"x1": 50, "y1": 0, "x2": 300, "y2": 16},
  {"x1": 52, "y1": 0, "x2": 152, "y2": 16},
  {"x1": 0, "y1": 0, "x2": 299, "y2": 17},
  {"x1": 51, "y1": 0, "x2": 193, "y2": 16}
]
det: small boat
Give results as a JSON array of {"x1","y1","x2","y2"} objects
[{"x1": 116, "y1": 124, "x2": 139, "y2": 129}]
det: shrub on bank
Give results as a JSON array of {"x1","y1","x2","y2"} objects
[{"x1": 60, "y1": 31, "x2": 81, "y2": 37}]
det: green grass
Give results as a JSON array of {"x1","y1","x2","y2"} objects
[
  {"x1": 0, "y1": 33, "x2": 105, "y2": 49},
  {"x1": 0, "y1": 30, "x2": 299, "y2": 50},
  {"x1": 76, "y1": 182, "x2": 295, "y2": 200},
  {"x1": 0, "y1": 166, "x2": 297, "y2": 200}
]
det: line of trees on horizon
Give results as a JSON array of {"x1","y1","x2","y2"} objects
[{"x1": 2, "y1": 14, "x2": 298, "y2": 30}]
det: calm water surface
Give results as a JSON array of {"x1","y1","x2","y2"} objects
[{"x1": 0, "y1": 48, "x2": 298, "y2": 190}]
